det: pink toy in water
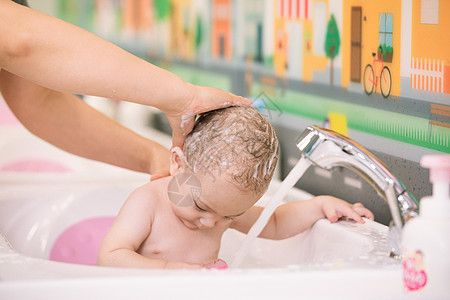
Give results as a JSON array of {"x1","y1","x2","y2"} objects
[
  {"x1": 50, "y1": 217, "x2": 115, "y2": 265},
  {"x1": 202, "y1": 259, "x2": 228, "y2": 270}
]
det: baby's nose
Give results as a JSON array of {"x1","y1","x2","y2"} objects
[
  {"x1": 199, "y1": 214, "x2": 224, "y2": 228},
  {"x1": 199, "y1": 217, "x2": 216, "y2": 228}
]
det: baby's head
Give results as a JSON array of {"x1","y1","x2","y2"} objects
[
  {"x1": 168, "y1": 106, "x2": 279, "y2": 229},
  {"x1": 183, "y1": 106, "x2": 279, "y2": 195}
]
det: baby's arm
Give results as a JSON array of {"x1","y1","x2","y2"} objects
[
  {"x1": 231, "y1": 196, "x2": 374, "y2": 240},
  {"x1": 97, "y1": 185, "x2": 200, "y2": 269}
]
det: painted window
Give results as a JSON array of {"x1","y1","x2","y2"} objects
[
  {"x1": 420, "y1": 0, "x2": 439, "y2": 24},
  {"x1": 379, "y1": 13, "x2": 393, "y2": 49}
]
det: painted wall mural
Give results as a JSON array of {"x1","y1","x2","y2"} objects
[{"x1": 56, "y1": 0, "x2": 449, "y2": 153}]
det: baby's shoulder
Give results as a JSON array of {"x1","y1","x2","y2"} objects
[{"x1": 125, "y1": 181, "x2": 163, "y2": 209}]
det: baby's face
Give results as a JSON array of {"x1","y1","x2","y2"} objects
[{"x1": 170, "y1": 172, "x2": 261, "y2": 230}]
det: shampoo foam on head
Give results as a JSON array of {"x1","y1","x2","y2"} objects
[{"x1": 401, "y1": 154, "x2": 450, "y2": 296}]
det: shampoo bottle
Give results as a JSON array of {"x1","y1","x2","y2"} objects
[{"x1": 402, "y1": 154, "x2": 450, "y2": 295}]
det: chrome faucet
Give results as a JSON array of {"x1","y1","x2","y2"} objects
[{"x1": 296, "y1": 126, "x2": 419, "y2": 255}]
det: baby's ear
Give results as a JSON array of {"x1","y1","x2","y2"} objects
[{"x1": 169, "y1": 147, "x2": 187, "y2": 175}]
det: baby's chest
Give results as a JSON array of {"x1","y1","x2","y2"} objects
[{"x1": 139, "y1": 224, "x2": 222, "y2": 264}]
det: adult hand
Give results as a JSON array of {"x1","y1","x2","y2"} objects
[
  {"x1": 164, "y1": 83, "x2": 253, "y2": 149},
  {"x1": 148, "y1": 143, "x2": 170, "y2": 181}
]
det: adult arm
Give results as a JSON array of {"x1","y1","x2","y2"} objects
[
  {"x1": 0, "y1": 70, "x2": 170, "y2": 176},
  {"x1": 0, "y1": 0, "x2": 252, "y2": 147}
]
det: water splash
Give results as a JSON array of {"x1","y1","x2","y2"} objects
[{"x1": 231, "y1": 158, "x2": 312, "y2": 268}]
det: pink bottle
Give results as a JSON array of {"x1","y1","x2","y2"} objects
[{"x1": 401, "y1": 154, "x2": 450, "y2": 296}]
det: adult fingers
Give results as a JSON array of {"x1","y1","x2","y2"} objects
[
  {"x1": 170, "y1": 89, "x2": 252, "y2": 149},
  {"x1": 192, "y1": 87, "x2": 253, "y2": 115}
]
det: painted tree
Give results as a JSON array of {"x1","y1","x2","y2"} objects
[
  {"x1": 195, "y1": 16, "x2": 203, "y2": 52},
  {"x1": 154, "y1": 0, "x2": 171, "y2": 21},
  {"x1": 324, "y1": 14, "x2": 340, "y2": 86}
]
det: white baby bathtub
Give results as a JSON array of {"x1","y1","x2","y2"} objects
[{"x1": 0, "y1": 179, "x2": 418, "y2": 300}]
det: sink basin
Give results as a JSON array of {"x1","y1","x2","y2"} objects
[
  {"x1": 220, "y1": 218, "x2": 394, "y2": 269},
  {"x1": 219, "y1": 180, "x2": 397, "y2": 270}
]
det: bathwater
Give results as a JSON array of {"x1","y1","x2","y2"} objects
[{"x1": 231, "y1": 158, "x2": 312, "y2": 267}]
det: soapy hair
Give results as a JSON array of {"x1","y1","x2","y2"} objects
[{"x1": 184, "y1": 106, "x2": 279, "y2": 194}]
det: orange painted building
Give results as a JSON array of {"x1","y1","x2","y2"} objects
[
  {"x1": 122, "y1": 0, "x2": 152, "y2": 32},
  {"x1": 211, "y1": 0, "x2": 232, "y2": 59},
  {"x1": 410, "y1": 0, "x2": 450, "y2": 95}
]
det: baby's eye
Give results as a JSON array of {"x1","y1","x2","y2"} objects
[{"x1": 193, "y1": 199, "x2": 207, "y2": 212}]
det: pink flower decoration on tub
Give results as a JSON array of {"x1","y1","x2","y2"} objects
[
  {"x1": 1, "y1": 159, "x2": 73, "y2": 173},
  {"x1": 50, "y1": 217, "x2": 115, "y2": 265}
]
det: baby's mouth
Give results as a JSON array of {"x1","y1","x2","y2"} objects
[{"x1": 181, "y1": 218, "x2": 201, "y2": 230}]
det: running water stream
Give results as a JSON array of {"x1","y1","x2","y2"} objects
[{"x1": 231, "y1": 158, "x2": 312, "y2": 268}]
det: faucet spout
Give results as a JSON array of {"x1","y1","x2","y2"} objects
[{"x1": 296, "y1": 126, "x2": 419, "y2": 229}]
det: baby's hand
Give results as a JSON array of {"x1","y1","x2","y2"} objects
[
  {"x1": 165, "y1": 261, "x2": 202, "y2": 269},
  {"x1": 315, "y1": 196, "x2": 374, "y2": 224}
]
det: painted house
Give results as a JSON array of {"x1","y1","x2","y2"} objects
[
  {"x1": 170, "y1": 0, "x2": 195, "y2": 60},
  {"x1": 234, "y1": 0, "x2": 264, "y2": 62},
  {"x1": 211, "y1": 0, "x2": 233, "y2": 59},
  {"x1": 191, "y1": 0, "x2": 211, "y2": 59},
  {"x1": 341, "y1": 0, "x2": 449, "y2": 102},
  {"x1": 273, "y1": 0, "x2": 312, "y2": 79},
  {"x1": 243, "y1": 0, "x2": 264, "y2": 62},
  {"x1": 400, "y1": 0, "x2": 450, "y2": 103},
  {"x1": 342, "y1": 0, "x2": 402, "y2": 96},
  {"x1": 122, "y1": 0, "x2": 151, "y2": 34}
]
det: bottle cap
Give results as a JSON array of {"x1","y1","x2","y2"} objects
[
  {"x1": 421, "y1": 154, "x2": 450, "y2": 184},
  {"x1": 421, "y1": 155, "x2": 450, "y2": 207}
]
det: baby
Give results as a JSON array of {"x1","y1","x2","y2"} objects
[{"x1": 98, "y1": 107, "x2": 374, "y2": 269}]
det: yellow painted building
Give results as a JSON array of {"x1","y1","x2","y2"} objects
[
  {"x1": 170, "y1": 0, "x2": 194, "y2": 60},
  {"x1": 273, "y1": 17, "x2": 287, "y2": 77},
  {"x1": 300, "y1": 0, "x2": 327, "y2": 83},
  {"x1": 301, "y1": 17, "x2": 326, "y2": 82},
  {"x1": 272, "y1": 0, "x2": 321, "y2": 80}
]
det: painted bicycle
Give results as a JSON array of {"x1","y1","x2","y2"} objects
[{"x1": 363, "y1": 48, "x2": 392, "y2": 98}]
